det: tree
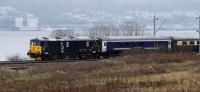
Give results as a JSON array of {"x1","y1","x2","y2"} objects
[
  {"x1": 89, "y1": 22, "x2": 144, "y2": 37},
  {"x1": 48, "y1": 28, "x2": 75, "y2": 38},
  {"x1": 48, "y1": 22, "x2": 145, "y2": 38}
]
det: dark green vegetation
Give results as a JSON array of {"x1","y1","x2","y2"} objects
[{"x1": 1, "y1": 51, "x2": 200, "y2": 92}]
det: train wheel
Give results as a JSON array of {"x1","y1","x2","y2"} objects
[
  {"x1": 72, "y1": 55, "x2": 79, "y2": 60},
  {"x1": 99, "y1": 55, "x2": 104, "y2": 59},
  {"x1": 52, "y1": 55, "x2": 58, "y2": 60},
  {"x1": 41, "y1": 56, "x2": 47, "y2": 61}
]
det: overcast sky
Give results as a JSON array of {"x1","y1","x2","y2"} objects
[
  {"x1": 0, "y1": 0, "x2": 200, "y2": 25},
  {"x1": 0, "y1": 0, "x2": 200, "y2": 12}
]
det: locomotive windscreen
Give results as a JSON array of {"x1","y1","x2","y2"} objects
[{"x1": 30, "y1": 40, "x2": 41, "y2": 46}]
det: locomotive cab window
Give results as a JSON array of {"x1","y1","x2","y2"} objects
[{"x1": 30, "y1": 40, "x2": 41, "y2": 46}]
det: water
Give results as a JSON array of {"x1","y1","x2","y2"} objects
[{"x1": 0, "y1": 31, "x2": 51, "y2": 61}]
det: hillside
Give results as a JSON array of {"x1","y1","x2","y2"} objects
[{"x1": 1, "y1": 51, "x2": 200, "y2": 92}]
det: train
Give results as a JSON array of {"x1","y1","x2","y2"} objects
[{"x1": 27, "y1": 36, "x2": 200, "y2": 61}]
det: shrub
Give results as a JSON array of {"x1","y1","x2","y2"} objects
[
  {"x1": 6, "y1": 54, "x2": 25, "y2": 61},
  {"x1": 117, "y1": 50, "x2": 200, "y2": 64}
]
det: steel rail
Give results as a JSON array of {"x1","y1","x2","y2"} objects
[{"x1": 0, "y1": 59, "x2": 100, "y2": 65}]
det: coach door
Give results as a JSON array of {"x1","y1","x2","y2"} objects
[{"x1": 102, "y1": 41, "x2": 107, "y2": 52}]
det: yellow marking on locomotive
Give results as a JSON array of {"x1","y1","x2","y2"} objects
[
  {"x1": 28, "y1": 45, "x2": 43, "y2": 61},
  {"x1": 29, "y1": 45, "x2": 42, "y2": 54}
]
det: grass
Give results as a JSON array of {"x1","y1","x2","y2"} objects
[{"x1": 1, "y1": 50, "x2": 200, "y2": 92}]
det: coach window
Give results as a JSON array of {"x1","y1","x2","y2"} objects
[
  {"x1": 86, "y1": 41, "x2": 90, "y2": 47},
  {"x1": 155, "y1": 42, "x2": 159, "y2": 46},
  {"x1": 182, "y1": 41, "x2": 187, "y2": 45},
  {"x1": 135, "y1": 42, "x2": 143, "y2": 47},
  {"x1": 177, "y1": 41, "x2": 182, "y2": 46},
  {"x1": 125, "y1": 42, "x2": 129, "y2": 46},
  {"x1": 66, "y1": 42, "x2": 69, "y2": 47},
  {"x1": 190, "y1": 41, "x2": 195, "y2": 45},
  {"x1": 197, "y1": 41, "x2": 200, "y2": 45}
]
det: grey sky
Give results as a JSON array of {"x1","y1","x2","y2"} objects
[
  {"x1": 1, "y1": 0, "x2": 200, "y2": 24},
  {"x1": 0, "y1": 0, "x2": 200, "y2": 12}
]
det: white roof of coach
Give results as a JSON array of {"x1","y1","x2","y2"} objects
[
  {"x1": 172, "y1": 37, "x2": 200, "y2": 40},
  {"x1": 101, "y1": 36, "x2": 172, "y2": 41}
]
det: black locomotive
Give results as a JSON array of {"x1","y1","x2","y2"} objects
[{"x1": 27, "y1": 37, "x2": 102, "y2": 60}]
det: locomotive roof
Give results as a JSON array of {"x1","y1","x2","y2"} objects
[{"x1": 32, "y1": 37, "x2": 99, "y2": 41}]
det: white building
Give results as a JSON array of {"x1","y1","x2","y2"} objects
[
  {"x1": 15, "y1": 15, "x2": 39, "y2": 31},
  {"x1": 15, "y1": 17, "x2": 23, "y2": 29},
  {"x1": 27, "y1": 16, "x2": 38, "y2": 30}
]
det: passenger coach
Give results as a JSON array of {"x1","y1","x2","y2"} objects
[
  {"x1": 171, "y1": 37, "x2": 200, "y2": 52},
  {"x1": 101, "y1": 36, "x2": 172, "y2": 56}
]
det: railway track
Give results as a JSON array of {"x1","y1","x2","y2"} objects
[
  {"x1": 0, "y1": 59, "x2": 101, "y2": 71},
  {"x1": 0, "y1": 59, "x2": 101, "y2": 66},
  {"x1": 0, "y1": 59, "x2": 102, "y2": 71}
]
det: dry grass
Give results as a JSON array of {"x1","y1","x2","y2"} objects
[{"x1": 1, "y1": 51, "x2": 200, "y2": 92}]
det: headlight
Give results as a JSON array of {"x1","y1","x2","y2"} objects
[{"x1": 44, "y1": 52, "x2": 48, "y2": 54}]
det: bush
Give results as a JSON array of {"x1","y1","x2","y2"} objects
[
  {"x1": 49, "y1": 29, "x2": 75, "y2": 38},
  {"x1": 6, "y1": 54, "x2": 25, "y2": 61},
  {"x1": 117, "y1": 50, "x2": 200, "y2": 64}
]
